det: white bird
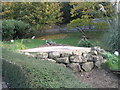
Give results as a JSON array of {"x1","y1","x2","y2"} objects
[
  {"x1": 10, "y1": 40, "x2": 14, "y2": 43},
  {"x1": 114, "y1": 51, "x2": 119, "y2": 56},
  {"x1": 31, "y1": 36, "x2": 35, "y2": 39}
]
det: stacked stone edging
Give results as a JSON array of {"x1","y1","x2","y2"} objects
[{"x1": 24, "y1": 47, "x2": 106, "y2": 72}]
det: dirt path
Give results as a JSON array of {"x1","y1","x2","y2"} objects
[{"x1": 75, "y1": 68, "x2": 119, "y2": 88}]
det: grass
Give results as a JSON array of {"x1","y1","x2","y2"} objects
[
  {"x1": 2, "y1": 31, "x2": 105, "y2": 50},
  {"x1": 2, "y1": 48, "x2": 90, "y2": 88}
]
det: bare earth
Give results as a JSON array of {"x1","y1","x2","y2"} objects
[{"x1": 75, "y1": 68, "x2": 119, "y2": 88}]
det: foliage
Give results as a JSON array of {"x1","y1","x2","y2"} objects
[
  {"x1": 104, "y1": 13, "x2": 120, "y2": 52},
  {"x1": 67, "y1": 18, "x2": 94, "y2": 30},
  {"x1": 2, "y1": 49, "x2": 89, "y2": 88},
  {"x1": 102, "y1": 52, "x2": 120, "y2": 70},
  {"x1": 69, "y1": 2, "x2": 99, "y2": 18},
  {"x1": 2, "y1": 20, "x2": 15, "y2": 40},
  {"x1": 60, "y1": 2, "x2": 72, "y2": 23},
  {"x1": 93, "y1": 21, "x2": 109, "y2": 30},
  {"x1": 69, "y1": 2, "x2": 114, "y2": 19},
  {"x1": 31, "y1": 24, "x2": 51, "y2": 36},
  {"x1": 67, "y1": 2, "x2": 112, "y2": 33},
  {"x1": 2, "y1": 19, "x2": 30, "y2": 40},
  {"x1": 2, "y1": 42, "x2": 27, "y2": 51},
  {"x1": 2, "y1": 2, "x2": 62, "y2": 25},
  {"x1": 78, "y1": 39, "x2": 94, "y2": 47}
]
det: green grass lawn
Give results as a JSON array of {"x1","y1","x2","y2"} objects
[
  {"x1": 2, "y1": 48, "x2": 90, "y2": 88},
  {"x1": 2, "y1": 31, "x2": 105, "y2": 50}
]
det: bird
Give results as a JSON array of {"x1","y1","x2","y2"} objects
[
  {"x1": 114, "y1": 51, "x2": 119, "y2": 56},
  {"x1": 31, "y1": 36, "x2": 35, "y2": 39},
  {"x1": 46, "y1": 40, "x2": 56, "y2": 45}
]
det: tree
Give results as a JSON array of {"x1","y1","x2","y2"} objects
[
  {"x1": 60, "y1": 2, "x2": 72, "y2": 23},
  {"x1": 67, "y1": 2, "x2": 111, "y2": 37},
  {"x1": 2, "y1": 2, "x2": 62, "y2": 26}
]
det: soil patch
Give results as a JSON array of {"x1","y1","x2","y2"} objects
[{"x1": 75, "y1": 68, "x2": 119, "y2": 88}]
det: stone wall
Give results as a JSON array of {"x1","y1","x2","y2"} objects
[{"x1": 24, "y1": 47, "x2": 106, "y2": 72}]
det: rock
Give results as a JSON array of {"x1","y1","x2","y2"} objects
[
  {"x1": 61, "y1": 53, "x2": 71, "y2": 57},
  {"x1": 90, "y1": 50, "x2": 98, "y2": 55},
  {"x1": 95, "y1": 60, "x2": 102, "y2": 68},
  {"x1": 91, "y1": 47, "x2": 106, "y2": 55},
  {"x1": 24, "y1": 52, "x2": 31, "y2": 56},
  {"x1": 55, "y1": 57, "x2": 69, "y2": 64},
  {"x1": 59, "y1": 63, "x2": 66, "y2": 67},
  {"x1": 70, "y1": 55, "x2": 82, "y2": 63},
  {"x1": 36, "y1": 53, "x2": 48, "y2": 59},
  {"x1": 67, "y1": 63, "x2": 82, "y2": 72},
  {"x1": 82, "y1": 53, "x2": 87, "y2": 57},
  {"x1": 85, "y1": 54, "x2": 93, "y2": 62},
  {"x1": 98, "y1": 49, "x2": 106, "y2": 55},
  {"x1": 94, "y1": 55, "x2": 105, "y2": 68},
  {"x1": 73, "y1": 50, "x2": 82, "y2": 56},
  {"x1": 48, "y1": 52, "x2": 60, "y2": 59},
  {"x1": 91, "y1": 47, "x2": 100, "y2": 51},
  {"x1": 81, "y1": 56, "x2": 88, "y2": 62},
  {"x1": 82, "y1": 62, "x2": 94, "y2": 71},
  {"x1": 46, "y1": 59, "x2": 56, "y2": 63},
  {"x1": 92, "y1": 55, "x2": 98, "y2": 62}
]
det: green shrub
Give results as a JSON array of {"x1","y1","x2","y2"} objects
[
  {"x1": 2, "y1": 49, "x2": 89, "y2": 88},
  {"x1": 102, "y1": 52, "x2": 120, "y2": 70},
  {"x1": 2, "y1": 20, "x2": 30, "y2": 40},
  {"x1": 13, "y1": 20, "x2": 30, "y2": 39},
  {"x1": 78, "y1": 39, "x2": 94, "y2": 47},
  {"x1": 2, "y1": 20, "x2": 15, "y2": 40}
]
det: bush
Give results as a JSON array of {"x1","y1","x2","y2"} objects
[
  {"x1": 102, "y1": 52, "x2": 120, "y2": 70},
  {"x1": 13, "y1": 20, "x2": 30, "y2": 39},
  {"x1": 104, "y1": 12, "x2": 120, "y2": 52},
  {"x1": 2, "y1": 20, "x2": 15, "y2": 40},
  {"x1": 2, "y1": 2, "x2": 62, "y2": 25},
  {"x1": 78, "y1": 39, "x2": 94, "y2": 47},
  {"x1": 2, "y1": 20, "x2": 30, "y2": 40},
  {"x1": 2, "y1": 49, "x2": 89, "y2": 88}
]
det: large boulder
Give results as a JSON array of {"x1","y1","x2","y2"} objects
[
  {"x1": 82, "y1": 62, "x2": 94, "y2": 72},
  {"x1": 48, "y1": 52, "x2": 61, "y2": 59},
  {"x1": 94, "y1": 55, "x2": 106, "y2": 68},
  {"x1": 67, "y1": 63, "x2": 82, "y2": 72},
  {"x1": 55, "y1": 57, "x2": 69, "y2": 64},
  {"x1": 70, "y1": 55, "x2": 83, "y2": 63}
]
